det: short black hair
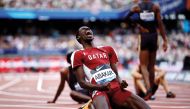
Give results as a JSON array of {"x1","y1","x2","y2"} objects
[{"x1": 66, "y1": 52, "x2": 73, "y2": 64}]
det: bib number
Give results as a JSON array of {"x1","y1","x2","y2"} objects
[
  {"x1": 92, "y1": 68, "x2": 116, "y2": 84},
  {"x1": 140, "y1": 12, "x2": 155, "y2": 21}
]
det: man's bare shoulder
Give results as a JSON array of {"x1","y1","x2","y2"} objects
[{"x1": 152, "y1": 3, "x2": 160, "y2": 12}]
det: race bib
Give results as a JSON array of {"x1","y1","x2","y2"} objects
[
  {"x1": 92, "y1": 68, "x2": 116, "y2": 84},
  {"x1": 140, "y1": 11, "x2": 155, "y2": 21}
]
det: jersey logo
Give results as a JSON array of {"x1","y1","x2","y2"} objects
[
  {"x1": 96, "y1": 66, "x2": 103, "y2": 71},
  {"x1": 87, "y1": 53, "x2": 107, "y2": 60}
]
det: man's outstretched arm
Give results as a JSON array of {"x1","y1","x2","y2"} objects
[
  {"x1": 47, "y1": 68, "x2": 69, "y2": 103},
  {"x1": 124, "y1": 5, "x2": 148, "y2": 31}
]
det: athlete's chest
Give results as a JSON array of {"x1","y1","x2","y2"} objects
[{"x1": 82, "y1": 48, "x2": 110, "y2": 65}]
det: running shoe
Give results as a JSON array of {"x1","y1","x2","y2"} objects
[
  {"x1": 166, "y1": 92, "x2": 176, "y2": 98},
  {"x1": 143, "y1": 88, "x2": 153, "y2": 101},
  {"x1": 152, "y1": 83, "x2": 159, "y2": 95}
]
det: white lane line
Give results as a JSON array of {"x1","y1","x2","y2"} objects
[
  {"x1": 151, "y1": 98, "x2": 190, "y2": 101},
  {"x1": 0, "y1": 78, "x2": 21, "y2": 90},
  {"x1": 37, "y1": 73, "x2": 54, "y2": 94},
  {"x1": 0, "y1": 98, "x2": 44, "y2": 103},
  {"x1": 148, "y1": 101, "x2": 190, "y2": 105},
  {"x1": 155, "y1": 92, "x2": 190, "y2": 96},
  {"x1": 0, "y1": 104, "x2": 77, "y2": 109},
  {"x1": 151, "y1": 105, "x2": 190, "y2": 108},
  {"x1": 0, "y1": 91, "x2": 71, "y2": 99},
  {"x1": 37, "y1": 73, "x2": 44, "y2": 92},
  {"x1": 0, "y1": 98, "x2": 75, "y2": 104},
  {"x1": 2, "y1": 73, "x2": 59, "y2": 81}
]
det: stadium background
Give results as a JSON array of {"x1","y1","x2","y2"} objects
[
  {"x1": 0, "y1": 0, "x2": 189, "y2": 75},
  {"x1": 0, "y1": 0, "x2": 190, "y2": 109}
]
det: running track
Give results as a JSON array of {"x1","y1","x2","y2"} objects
[{"x1": 0, "y1": 72, "x2": 190, "y2": 109}]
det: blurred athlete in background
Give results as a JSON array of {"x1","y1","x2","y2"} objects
[
  {"x1": 125, "y1": 0, "x2": 168, "y2": 100},
  {"x1": 47, "y1": 52, "x2": 91, "y2": 104},
  {"x1": 132, "y1": 65, "x2": 176, "y2": 99}
]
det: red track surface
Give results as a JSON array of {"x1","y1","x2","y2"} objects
[{"x1": 0, "y1": 73, "x2": 189, "y2": 109}]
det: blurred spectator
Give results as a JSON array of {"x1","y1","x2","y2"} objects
[
  {"x1": 1, "y1": 28, "x2": 189, "y2": 68},
  {"x1": 182, "y1": 48, "x2": 190, "y2": 71},
  {"x1": 0, "y1": 28, "x2": 190, "y2": 73},
  {"x1": 1, "y1": 0, "x2": 131, "y2": 10}
]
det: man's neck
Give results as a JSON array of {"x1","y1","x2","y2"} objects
[{"x1": 83, "y1": 42, "x2": 94, "y2": 49}]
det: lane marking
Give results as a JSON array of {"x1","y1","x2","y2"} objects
[
  {"x1": 0, "y1": 73, "x2": 190, "y2": 109},
  {"x1": 151, "y1": 105, "x2": 190, "y2": 108},
  {"x1": 37, "y1": 73, "x2": 56, "y2": 93},
  {"x1": 37, "y1": 73, "x2": 44, "y2": 92},
  {"x1": 0, "y1": 91, "x2": 71, "y2": 99},
  {"x1": 0, "y1": 104, "x2": 78, "y2": 109},
  {"x1": 0, "y1": 78, "x2": 21, "y2": 90},
  {"x1": 150, "y1": 98, "x2": 190, "y2": 101},
  {"x1": 2, "y1": 73, "x2": 59, "y2": 80},
  {"x1": 0, "y1": 98, "x2": 44, "y2": 103},
  {"x1": 0, "y1": 98, "x2": 75, "y2": 104},
  {"x1": 1, "y1": 96, "x2": 190, "y2": 106},
  {"x1": 148, "y1": 101, "x2": 190, "y2": 105}
]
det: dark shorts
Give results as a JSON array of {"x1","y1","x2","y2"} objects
[{"x1": 140, "y1": 32, "x2": 158, "y2": 51}]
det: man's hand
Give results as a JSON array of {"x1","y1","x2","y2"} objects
[
  {"x1": 120, "y1": 80, "x2": 128, "y2": 89},
  {"x1": 162, "y1": 41, "x2": 168, "y2": 52}
]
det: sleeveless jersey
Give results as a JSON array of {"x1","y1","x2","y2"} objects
[
  {"x1": 138, "y1": 2, "x2": 158, "y2": 33},
  {"x1": 71, "y1": 46, "x2": 118, "y2": 85}
]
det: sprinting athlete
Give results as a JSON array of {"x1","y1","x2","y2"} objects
[
  {"x1": 71, "y1": 26, "x2": 151, "y2": 109},
  {"x1": 124, "y1": 0, "x2": 168, "y2": 100},
  {"x1": 47, "y1": 52, "x2": 91, "y2": 104},
  {"x1": 132, "y1": 65, "x2": 176, "y2": 99}
]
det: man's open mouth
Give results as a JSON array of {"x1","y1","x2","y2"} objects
[{"x1": 86, "y1": 31, "x2": 92, "y2": 35}]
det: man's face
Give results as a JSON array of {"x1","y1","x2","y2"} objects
[{"x1": 78, "y1": 26, "x2": 94, "y2": 43}]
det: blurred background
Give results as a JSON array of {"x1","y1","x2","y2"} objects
[{"x1": 0, "y1": 0, "x2": 189, "y2": 79}]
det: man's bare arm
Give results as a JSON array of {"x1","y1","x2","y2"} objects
[
  {"x1": 110, "y1": 63, "x2": 128, "y2": 88},
  {"x1": 125, "y1": 5, "x2": 140, "y2": 20},
  {"x1": 75, "y1": 66, "x2": 109, "y2": 91},
  {"x1": 110, "y1": 63, "x2": 121, "y2": 82},
  {"x1": 155, "y1": 5, "x2": 168, "y2": 51},
  {"x1": 47, "y1": 68, "x2": 69, "y2": 103}
]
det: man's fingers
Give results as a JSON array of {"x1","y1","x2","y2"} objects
[{"x1": 121, "y1": 80, "x2": 128, "y2": 88}]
